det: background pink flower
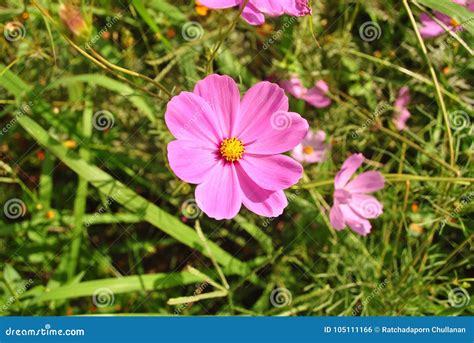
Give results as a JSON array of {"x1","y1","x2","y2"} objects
[
  {"x1": 198, "y1": 0, "x2": 311, "y2": 25},
  {"x1": 393, "y1": 86, "x2": 411, "y2": 131},
  {"x1": 419, "y1": 0, "x2": 473, "y2": 38},
  {"x1": 329, "y1": 154, "x2": 385, "y2": 236},
  {"x1": 281, "y1": 77, "x2": 332, "y2": 108},
  {"x1": 292, "y1": 129, "x2": 329, "y2": 163},
  {"x1": 166, "y1": 74, "x2": 308, "y2": 220}
]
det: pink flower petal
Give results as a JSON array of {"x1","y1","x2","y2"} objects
[
  {"x1": 194, "y1": 74, "x2": 241, "y2": 137},
  {"x1": 345, "y1": 171, "x2": 385, "y2": 193},
  {"x1": 165, "y1": 91, "x2": 224, "y2": 146},
  {"x1": 394, "y1": 86, "x2": 410, "y2": 109},
  {"x1": 330, "y1": 203, "x2": 345, "y2": 230},
  {"x1": 239, "y1": 154, "x2": 303, "y2": 191},
  {"x1": 280, "y1": 76, "x2": 306, "y2": 99},
  {"x1": 303, "y1": 80, "x2": 331, "y2": 108},
  {"x1": 349, "y1": 194, "x2": 383, "y2": 219},
  {"x1": 244, "y1": 112, "x2": 309, "y2": 155},
  {"x1": 237, "y1": 81, "x2": 289, "y2": 138},
  {"x1": 167, "y1": 140, "x2": 219, "y2": 184},
  {"x1": 334, "y1": 153, "x2": 365, "y2": 189},
  {"x1": 236, "y1": 164, "x2": 288, "y2": 217},
  {"x1": 393, "y1": 108, "x2": 411, "y2": 131},
  {"x1": 197, "y1": 0, "x2": 240, "y2": 8},
  {"x1": 195, "y1": 161, "x2": 242, "y2": 220},
  {"x1": 419, "y1": 13, "x2": 446, "y2": 38},
  {"x1": 340, "y1": 204, "x2": 372, "y2": 236},
  {"x1": 241, "y1": 2, "x2": 266, "y2": 25}
]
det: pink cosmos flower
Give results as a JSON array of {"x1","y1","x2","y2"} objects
[
  {"x1": 392, "y1": 86, "x2": 411, "y2": 131},
  {"x1": 329, "y1": 154, "x2": 385, "y2": 236},
  {"x1": 292, "y1": 129, "x2": 329, "y2": 164},
  {"x1": 419, "y1": 0, "x2": 473, "y2": 38},
  {"x1": 166, "y1": 74, "x2": 309, "y2": 220},
  {"x1": 198, "y1": 0, "x2": 311, "y2": 25},
  {"x1": 281, "y1": 77, "x2": 332, "y2": 108}
]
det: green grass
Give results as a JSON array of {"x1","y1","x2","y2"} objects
[{"x1": 0, "y1": 0, "x2": 472, "y2": 316}]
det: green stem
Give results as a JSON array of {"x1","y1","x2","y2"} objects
[{"x1": 403, "y1": 0, "x2": 455, "y2": 168}]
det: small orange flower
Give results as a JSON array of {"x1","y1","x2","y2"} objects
[
  {"x1": 36, "y1": 150, "x2": 45, "y2": 161},
  {"x1": 63, "y1": 140, "x2": 77, "y2": 150},
  {"x1": 442, "y1": 66, "x2": 450, "y2": 75},
  {"x1": 411, "y1": 203, "x2": 419, "y2": 213},
  {"x1": 46, "y1": 210, "x2": 55, "y2": 220},
  {"x1": 373, "y1": 50, "x2": 382, "y2": 58},
  {"x1": 166, "y1": 28, "x2": 177, "y2": 39},
  {"x1": 409, "y1": 223, "x2": 424, "y2": 235},
  {"x1": 256, "y1": 23, "x2": 274, "y2": 36}
]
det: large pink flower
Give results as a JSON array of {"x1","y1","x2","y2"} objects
[
  {"x1": 392, "y1": 86, "x2": 411, "y2": 131},
  {"x1": 329, "y1": 154, "x2": 385, "y2": 236},
  {"x1": 281, "y1": 77, "x2": 331, "y2": 108},
  {"x1": 419, "y1": 0, "x2": 473, "y2": 38},
  {"x1": 198, "y1": 0, "x2": 311, "y2": 25},
  {"x1": 166, "y1": 74, "x2": 309, "y2": 220}
]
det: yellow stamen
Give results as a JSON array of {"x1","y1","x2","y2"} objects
[
  {"x1": 220, "y1": 137, "x2": 245, "y2": 162},
  {"x1": 303, "y1": 146, "x2": 314, "y2": 154}
]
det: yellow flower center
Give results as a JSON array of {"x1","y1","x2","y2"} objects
[
  {"x1": 220, "y1": 137, "x2": 245, "y2": 162},
  {"x1": 303, "y1": 146, "x2": 314, "y2": 154}
]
